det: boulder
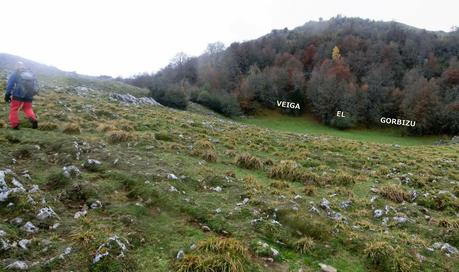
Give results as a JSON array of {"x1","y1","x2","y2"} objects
[{"x1": 319, "y1": 263, "x2": 337, "y2": 272}]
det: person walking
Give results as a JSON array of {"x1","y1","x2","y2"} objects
[{"x1": 4, "y1": 61, "x2": 39, "y2": 129}]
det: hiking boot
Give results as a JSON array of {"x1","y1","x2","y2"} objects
[{"x1": 31, "y1": 120, "x2": 38, "y2": 129}]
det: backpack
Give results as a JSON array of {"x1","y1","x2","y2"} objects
[{"x1": 17, "y1": 71, "x2": 38, "y2": 97}]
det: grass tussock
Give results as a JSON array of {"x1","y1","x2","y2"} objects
[
  {"x1": 235, "y1": 153, "x2": 263, "y2": 170},
  {"x1": 173, "y1": 237, "x2": 251, "y2": 272},
  {"x1": 269, "y1": 160, "x2": 320, "y2": 184},
  {"x1": 63, "y1": 123, "x2": 81, "y2": 134},
  {"x1": 438, "y1": 218, "x2": 459, "y2": 229},
  {"x1": 107, "y1": 130, "x2": 133, "y2": 144},
  {"x1": 364, "y1": 241, "x2": 419, "y2": 272},
  {"x1": 155, "y1": 131, "x2": 173, "y2": 141},
  {"x1": 334, "y1": 172, "x2": 356, "y2": 186},
  {"x1": 192, "y1": 140, "x2": 218, "y2": 162},
  {"x1": 38, "y1": 121, "x2": 58, "y2": 131},
  {"x1": 294, "y1": 236, "x2": 315, "y2": 254},
  {"x1": 303, "y1": 185, "x2": 316, "y2": 196},
  {"x1": 97, "y1": 123, "x2": 116, "y2": 132},
  {"x1": 279, "y1": 212, "x2": 331, "y2": 241},
  {"x1": 378, "y1": 184, "x2": 410, "y2": 203}
]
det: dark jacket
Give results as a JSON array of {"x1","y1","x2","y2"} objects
[{"x1": 5, "y1": 70, "x2": 37, "y2": 102}]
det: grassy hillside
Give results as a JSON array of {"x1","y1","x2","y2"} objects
[
  {"x1": 238, "y1": 113, "x2": 446, "y2": 146},
  {"x1": 0, "y1": 85, "x2": 458, "y2": 271}
]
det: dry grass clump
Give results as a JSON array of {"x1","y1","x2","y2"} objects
[
  {"x1": 243, "y1": 176, "x2": 262, "y2": 194},
  {"x1": 38, "y1": 121, "x2": 58, "y2": 131},
  {"x1": 303, "y1": 185, "x2": 316, "y2": 196},
  {"x1": 364, "y1": 240, "x2": 419, "y2": 272},
  {"x1": 173, "y1": 237, "x2": 249, "y2": 272},
  {"x1": 62, "y1": 123, "x2": 81, "y2": 134},
  {"x1": 437, "y1": 218, "x2": 459, "y2": 229},
  {"x1": 192, "y1": 140, "x2": 218, "y2": 162},
  {"x1": 378, "y1": 184, "x2": 410, "y2": 203},
  {"x1": 235, "y1": 153, "x2": 263, "y2": 170},
  {"x1": 195, "y1": 237, "x2": 247, "y2": 255},
  {"x1": 107, "y1": 130, "x2": 133, "y2": 144},
  {"x1": 97, "y1": 123, "x2": 116, "y2": 132},
  {"x1": 334, "y1": 172, "x2": 356, "y2": 186},
  {"x1": 269, "y1": 160, "x2": 299, "y2": 179},
  {"x1": 269, "y1": 160, "x2": 320, "y2": 184},
  {"x1": 118, "y1": 122, "x2": 135, "y2": 132},
  {"x1": 294, "y1": 236, "x2": 315, "y2": 254}
]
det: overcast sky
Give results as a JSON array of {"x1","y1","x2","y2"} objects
[{"x1": 0, "y1": 0, "x2": 457, "y2": 77}]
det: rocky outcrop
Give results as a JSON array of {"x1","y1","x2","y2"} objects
[{"x1": 109, "y1": 93, "x2": 161, "y2": 106}]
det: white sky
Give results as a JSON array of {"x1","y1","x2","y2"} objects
[{"x1": 0, "y1": 0, "x2": 457, "y2": 77}]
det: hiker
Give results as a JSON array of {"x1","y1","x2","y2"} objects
[{"x1": 4, "y1": 61, "x2": 38, "y2": 129}]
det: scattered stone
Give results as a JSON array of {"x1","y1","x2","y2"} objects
[
  {"x1": 176, "y1": 249, "x2": 185, "y2": 259},
  {"x1": 255, "y1": 241, "x2": 280, "y2": 259},
  {"x1": 93, "y1": 235, "x2": 129, "y2": 263},
  {"x1": 74, "y1": 209, "x2": 87, "y2": 219},
  {"x1": 83, "y1": 159, "x2": 102, "y2": 170},
  {"x1": 51, "y1": 223, "x2": 60, "y2": 230},
  {"x1": 10, "y1": 217, "x2": 23, "y2": 225},
  {"x1": 22, "y1": 222, "x2": 38, "y2": 233},
  {"x1": 340, "y1": 200, "x2": 352, "y2": 209},
  {"x1": 63, "y1": 165, "x2": 81, "y2": 178},
  {"x1": 90, "y1": 200, "x2": 103, "y2": 209},
  {"x1": 309, "y1": 205, "x2": 320, "y2": 214},
  {"x1": 319, "y1": 263, "x2": 337, "y2": 272},
  {"x1": 1, "y1": 238, "x2": 10, "y2": 250},
  {"x1": 167, "y1": 173, "x2": 178, "y2": 180},
  {"x1": 330, "y1": 211, "x2": 345, "y2": 221},
  {"x1": 374, "y1": 209, "x2": 384, "y2": 218},
  {"x1": 393, "y1": 216, "x2": 408, "y2": 224},
  {"x1": 201, "y1": 225, "x2": 211, "y2": 232},
  {"x1": 37, "y1": 207, "x2": 60, "y2": 220},
  {"x1": 0, "y1": 170, "x2": 26, "y2": 202},
  {"x1": 320, "y1": 198, "x2": 330, "y2": 210},
  {"x1": 410, "y1": 190, "x2": 418, "y2": 201},
  {"x1": 270, "y1": 247, "x2": 279, "y2": 257},
  {"x1": 237, "y1": 198, "x2": 250, "y2": 206},
  {"x1": 432, "y1": 242, "x2": 459, "y2": 256},
  {"x1": 29, "y1": 184, "x2": 40, "y2": 193},
  {"x1": 168, "y1": 185, "x2": 179, "y2": 192},
  {"x1": 46, "y1": 247, "x2": 72, "y2": 263},
  {"x1": 5, "y1": 261, "x2": 28, "y2": 270},
  {"x1": 18, "y1": 239, "x2": 31, "y2": 250},
  {"x1": 211, "y1": 186, "x2": 222, "y2": 192}
]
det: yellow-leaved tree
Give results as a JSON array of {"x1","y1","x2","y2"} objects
[{"x1": 332, "y1": 46, "x2": 341, "y2": 61}]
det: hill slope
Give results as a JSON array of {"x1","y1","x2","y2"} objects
[
  {"x1": 0, "y1": 75, "x2": 458, "y2": 271},
  {"x1": 128, "y1": 16, "x2": 459, "y2": 135}
]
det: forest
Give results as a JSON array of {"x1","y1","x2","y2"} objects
[{"x1": 123, "y1": 16, "x2": 459, "y2": 135}]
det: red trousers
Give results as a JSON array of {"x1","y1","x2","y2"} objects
[{"x1": 9, "y1": 99, "x2": 36, "y2": 128}]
